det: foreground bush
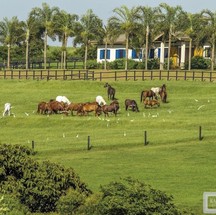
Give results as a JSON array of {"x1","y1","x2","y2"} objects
[{"x1": 0, "y1": 144, "x2": 91, "y2": 213}]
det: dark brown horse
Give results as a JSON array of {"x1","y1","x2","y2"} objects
[
  {"x1": 104, "y1": 83, "x2": 116, "y2": 100},
  {"x1": 48, "y1": 100, "x2": 65, "y2": 114},
  {"x1": 160, "y1": 90, "x2": 167, "y2": 103},
  {"x1": 125, "y1": 99, "x2": 139, "y2": 112},
  {"x1": 140, "y1": 90, "x2": 157, "y2": 102},
  {"x1": 101, "y1": 100, "x2": 120, "y2": 117}
]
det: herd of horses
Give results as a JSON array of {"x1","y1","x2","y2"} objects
[{"x1": 37, "y1": 83, "x2": 168, "y2": 117}]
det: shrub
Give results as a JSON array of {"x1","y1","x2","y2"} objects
[
  {"x1": 93, "y1": 177, "x2": 187, "y2": 215},
  {"x1": 0, "y1": 144, "x2": 91, "y2": 213},
  {"x1": 190, "y1": 56, "x2": 211, "y2": 69}
]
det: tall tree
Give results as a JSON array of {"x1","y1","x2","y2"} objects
[
  {"x1": 22, "y1": 15, "x2": 43, "y2": 69},
  {"x1": 108, "y1": 5, "x2": 140, "y2": 70},
  {"x1": 53, "y1": 10, "x2": 79, "y2": 69},
  {"x1": 201, "y1": 10, "x2": 216, "y2": 71},
  {"x1": 30, "y1": 3, "x2": 59, "y2": 69},
  {"x1": 100, "y1": 24, "x2": 119, "y2": 70},
  {"x1": 0, "y1": 17, "x2": 24, "y2": 68},
  {"x1": 74, "y1": 9, "x2": 103, "y2": 70},
  {"x1": 137, "y1": 6, "x2": 159, "y2": 70},
  {"x1": 158, "y1": 3, "x2": 187, "y2": 70}
]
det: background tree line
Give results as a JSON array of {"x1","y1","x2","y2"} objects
[{"x1": 0, "y1": 2, "x2": 215, "y2": 71}]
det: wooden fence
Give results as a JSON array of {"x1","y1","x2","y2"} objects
[{"x1": 0, "y1": 69, "x2": 216, "y2": 82}]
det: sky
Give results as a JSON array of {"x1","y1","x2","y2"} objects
[{"x1": 1, "y1": 0, "x2": 216, "y2": 46}]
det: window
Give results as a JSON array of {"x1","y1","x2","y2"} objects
[
  {"x1": 100, "y1": 49, "x2": 110, "y2": 59},
  {"x1": 116, "y1": 49, "x2": 126, "y2": 59}
]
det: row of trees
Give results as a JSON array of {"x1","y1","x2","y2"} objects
[{"x1": 0, "y1": 2, "x2": 216, "y2": 71}]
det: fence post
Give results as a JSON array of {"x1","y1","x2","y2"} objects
[
  {"x1": 144, "y1": 131, "x2": 148, "y2": 145},
  {"x1": 87, "y1": 136, "x2": 91, "y2": 150},
  {"x1": 32, "y1": 140, "x2": 35, "y2": 150},
  {"x1": 199, "y1": 126, "x2": 203, "y2": 141}
]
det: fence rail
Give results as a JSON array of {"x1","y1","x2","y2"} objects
[{"x1": 0, "y1": 69, "x2": 216, "y2": 82}]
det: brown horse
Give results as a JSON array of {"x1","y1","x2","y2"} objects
[
  {"x1": 80, "y1": 102, "x2": 102, "y2": 116},
  {"x1": 48, "y1": 100, "x2": 65, "y2": 114},
  {"x1": 101, "y1": 100, "x2": 120, "y2": 117},
  {"x1": 140, "y1": 90, "x2": 157, "y2": 102},
  {"x1": 104, "y1": 83, "x2": 116, "y2": 100},
  {"x1": 144, "y1": 99, "x2": 160, "y2": 108},
  {"x1": 125, "y1": 99, "x2": 139, "y2": 112},
  {"x1": 66, "y1": 103, "x2": 84, "y2": 115},
  {"x1": 160, "y1": 90, "x2": 167, "y2": 103},
  {"x1": 37, "y1": 101, "x2": 52, "y2": 114}
]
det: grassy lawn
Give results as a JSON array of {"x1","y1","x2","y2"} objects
[{"x1": 0, "y1": 79, "x2": 216, "y2": 214}]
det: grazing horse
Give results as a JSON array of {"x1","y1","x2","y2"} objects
[
  {"x1": 101, "y1": 100, "x2": 120, "y2": 117},
  {"x1": 125, "y1": 99, "x2": 139, "y2": 112},
  {"x1": 144, "y1": 99, "x2": 160, "y2": 108},
  {"x1": 96, "y1": 95, "x2": 106, "y2": 105},
  {"x1": 56, "y1": 96, "x2": 71, "y2": 105},
  {"x1": 37, "y1": 101, "x2": 52, "y2": 114},
  {"x1": 3, "y1": 103, "x2": 11, "y2": 116},
  {"x1": 66, "y1": 103, "x2": 84, "y2": 115},
  {"x1": 140, "y1": 90, "x2": 157, "y2": 102},
  {"x1": 48, "y1": 100, "x2": 65, "y2": 114},
  {"x1": 80, "y1": 102, "x2": 102, "y2": 116},
  {"x1": 151, "y1": 87, "x2": 161, "y2": 98},
  {"x1": 104, "y1": 83, "x2": 116, "y2": 100},
  {"x1": 160, "y1": 90, "x2": 167, "y2": 103}
]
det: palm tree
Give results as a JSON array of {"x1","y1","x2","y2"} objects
[
  {"x1": 100, "y1": 24, "x2": 119, "y2": 70},
  {"x1": 22, "y1": 15, "x2": 43, "y2": 69},
  {"x1": 0, "y1": 17, "x2": 24, "y2": 68},
  {"x1": 137, "y1": 6, "x2": 159, "y2": 70},
  {"x1": 158, "y1": 3, "x2": 186, "y2": 70},
  {"x1": 74, "y1": 9, "x2": 103, "y2": 70},
  {"x1": 108, "y1": 5, "x2": 140, "y2": 70},
  {"x1": 30, "y1": 3, "x2": 59, "y2": 69},
  {"x1": 201, "y1": 9, "x2": 216, "y2": 71},
  {"x1": 183, "y1": 13, "x2": 205, "y2": 70},
  {"x1": 53, "y1": 10, "x2": 79, "y2": 69}
]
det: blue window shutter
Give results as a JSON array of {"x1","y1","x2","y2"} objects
[
  {"x1": 158, "y1": 48, "x2": 161, "y2": 58},
  {"x1": 116, "y1": 50, "x2": 119, "y2": 59},
  {"x1": 132, "y1": 50, "x2": 136, "y2": 59},
  {"x1": 150, "y1": 49, "x2": 154, "y2": 58},
  {"x1": 123, "y1": 50, "x2": 126, "y2": 58},
  {"x1": 107, "y1": 50, "x2": 110, "y2": 59},
  {"x1": 100, "y1": 50, "x2": 105, "y2": 59}
]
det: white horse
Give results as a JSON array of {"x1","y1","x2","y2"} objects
[
  {"x1": 56, "y1": 96, "x2": 71, "y2": 105},
  {"x1": 151, "y1": 87, "x2": 161, "y2": 98},
  {"x1": 3, "y1": 103, "x2": 11, "y2": 116},
  {"x1": 96, "y1": 95, "x2": 106, "y2": 105}
]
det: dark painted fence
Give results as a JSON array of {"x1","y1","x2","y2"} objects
[{"x1": 0, "y1": 69, "x2": 216, "y2": 82}]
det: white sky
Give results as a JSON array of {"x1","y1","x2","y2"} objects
[{"x1": 1, "y1": 0, "x2": 215, "y2": 46}]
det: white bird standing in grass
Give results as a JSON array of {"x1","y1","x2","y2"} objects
[
  {"x1": 124, "y1": 131, "x2": 126, "y2": 136},
  {"x1": 63, "y1": 133, "x2": 65, "y2": 138},
  {"x1": 76, "y1": 134, "x2": 79, "y2": 138}
]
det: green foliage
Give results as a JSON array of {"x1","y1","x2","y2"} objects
[
  {"x1": 86, "y1": 60, "x2": 100, "y2": 69},
  {"x1": 94, "y1": 177, "x2": 182, "y2": 215},
  {"x1": 56, "y1": 188, "x2": 86, "y2": 214},
  {"x1": 0, "y1": 194, "x2": 29, "y2": 215},
  {"x1": 0, "y1": 144, "x2": 91, "y2": 213},
  {"x1": 190, "y1": 56, "x2": 211, "y2": 69}
]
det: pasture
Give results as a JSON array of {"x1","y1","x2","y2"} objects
[{"x1": 0, "y1": 79, "x2": 216, "y2": 214}]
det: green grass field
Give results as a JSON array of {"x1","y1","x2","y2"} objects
[{"x1": 1, "y1": 79, "x2": 216, "y2": 214}]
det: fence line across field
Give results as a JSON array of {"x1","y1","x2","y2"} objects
[{"x1": 0, "y1": 69, "x2": 216, "y2": 82}]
